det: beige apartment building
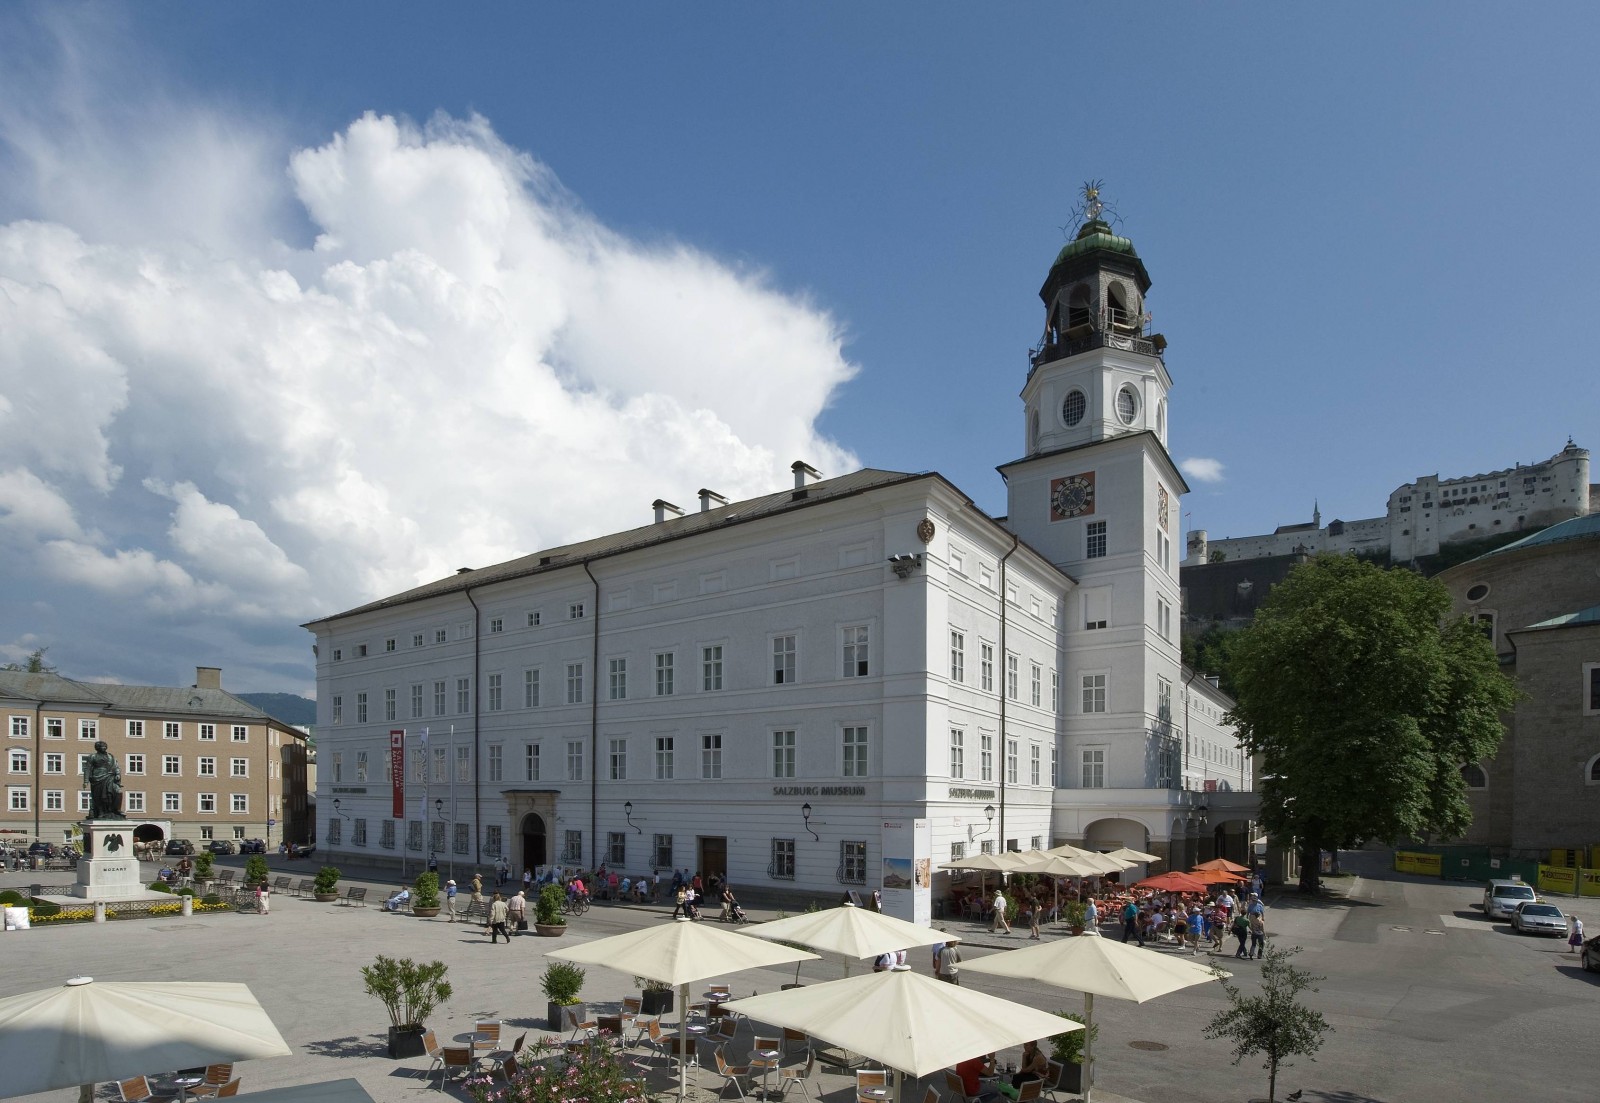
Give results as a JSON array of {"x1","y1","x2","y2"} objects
[{"x1": 1, "y1": 666, "x2": 309, "y2": 850}]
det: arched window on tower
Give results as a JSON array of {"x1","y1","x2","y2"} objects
[
  {"x1": 1460, "y1": 763, "x2": 1487, "y2": 790},
  {"x1": 1066, "y1": 286, "x2": 1093, "y2": 332},
  {"x1": 1048, "y1": 304, "x2": 1063, "y2": 346},
  {"x1": 1028, "y1": 407, "x2": 1040, "y2": 453},
  {"x1": 1157, "y1": 399, "x2": 1167, "y2": 442},
  {"x1": 1106, "y1": 283, "x2": 1133, "y2": 330}
]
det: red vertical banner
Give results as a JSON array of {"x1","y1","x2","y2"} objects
[{"x1": 390, "y1": 730, "x2": 406, "y2": 819}]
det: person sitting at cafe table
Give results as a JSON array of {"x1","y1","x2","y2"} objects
[
  {"x1": 956, "y1": 1053, "x2": 1001, "y2": 1102},
  {"x1": 1004, "y1": 1040, "x2": 1048, "y2": 1095}
]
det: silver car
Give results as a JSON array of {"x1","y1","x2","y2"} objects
[{"x1": 1510, "y1": 901, "x2": 1567, "y2": 936}]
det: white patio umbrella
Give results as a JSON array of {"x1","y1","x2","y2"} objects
[
  {"x1": 960, "y1": 934, "x2": 1226, "y2": 1103},
  {"x1": 1003, "y1": 851, "x2": 1103, "y2": 925},
  {"x1": 740, "y1": 902, "x2": 949, "y2": 977},
  {"x1": 1044, "y1": 843, "x2": 1134, "y2": 875},
  {"x1": 1104, "y1": 846, "x2": 1161, "y2": 864},
  {"x1": 545, "y1": 917, "x2": 817, "y2": 1103},
  {"x1": 0, "y1": 976, "x2": 292, "y2": 1103},
  {"x1": 724, "y1": 965, "x2": 1077, "y2": 1103}
]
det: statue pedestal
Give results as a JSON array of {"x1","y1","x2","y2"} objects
[{"x1": 69, "y1": 820, "x2": 170, "y2": 901}]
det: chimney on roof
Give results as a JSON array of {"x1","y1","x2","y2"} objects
[
  {"x1": 792, "y1": 461, "x2": 822, "y2": 491},
  {"x1": 456, "y1": 567, "x2": 473, "y2": 574},
  {"x1": 698, "y1": 488, "x2": 728, "y2": 513},
  {"x1": 195, "y1": 667, "x2": 222, "y2": 690},
  {"x1": 653, "y1": 499, "x2": 684, "y2": 523}
]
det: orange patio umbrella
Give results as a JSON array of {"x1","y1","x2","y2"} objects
[
  {"x1": 1191, "y1": 857, "x2": 1252, "y2": 874},
  {"x1": 1188, "y1": 868, "x2": 1248, "y2": 885},
  {"x1": 1132, "y1": 871, "x2": 1210, "y2": 893}
]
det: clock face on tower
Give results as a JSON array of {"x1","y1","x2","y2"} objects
[{"x1": 1049, "y1": 472, "x2": 1096, "y2": 521}]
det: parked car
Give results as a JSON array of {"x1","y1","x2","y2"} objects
[
  {"x1": 28, "y1": 841, "x2": 57, "y2": 859},
  {"x1": 164, "y1": 839, "x2": 195, "y2": 856},
  {"x1": 238, "y1": 838, "x2": 267, "y2": 854},
  {"x1": 1510, "y1": 901, "x2": 1567, "y2": 936},
  {"x1": 287, "y1": 843, "x2": 316, "y2": 859},
  {"x1": 1483, "y1": 878, "x2": 1537, "y2": 920},
  {"x1": 1582, "y1": 935, "x2": 1600, "y2": 973},
  {"x1": 204, "y1": 840, "x2": 236, "y2": 855}
]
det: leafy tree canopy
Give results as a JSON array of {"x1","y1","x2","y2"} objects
[
  {"x1": 1227, "y1": 555, "x2": 1517, "y2": 892},
  {"x1": 1205, "y1": 944, "x2": 1332, "y2": 1103},
  {"x1": 3, "y1": 647, "x2": 56, "y2": 673}
]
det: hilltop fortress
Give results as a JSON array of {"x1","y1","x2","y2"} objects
[{"x1": 1187, "y1": 440, "x2": 1591, "y2": 566}]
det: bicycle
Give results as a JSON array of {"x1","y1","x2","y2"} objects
[{"x1": 562, "y1": 893, "x2": 591, "y2": 916}]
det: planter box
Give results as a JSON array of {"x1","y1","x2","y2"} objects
[
  {"x1": 640, "y1": 988, "x2": 675, "y2": 1015},
  {"x1": 413, "y1": 907, "x2": 441, "y2": 918},
  {"x1": 1056, "y1": 1061, "x2": 1092, "y2": 1094},
  {"x1": 388, "y1": 1024, "x2": 428, "y2": 1060},
  {"x1": 314, "y1": 892, "x2": 338, "y2": 902},
  {"x1": 548, "y1": 1001, "x2": 585, "y2": 1032},
  {"x1": 535, "y1": 922, "x2": 567, "y2": 937}
]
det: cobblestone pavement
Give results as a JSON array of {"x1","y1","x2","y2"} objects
[{"x1": 3, "y1": 850, "x2": 1596, "y2": 1103}]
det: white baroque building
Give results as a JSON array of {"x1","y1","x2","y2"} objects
[
  {"x1": 305, "y1": 208, "x2": 1251, "y2": 898},
  {"x1": 1191, "y1": 441, "x2": 1591, "y2": 566}
]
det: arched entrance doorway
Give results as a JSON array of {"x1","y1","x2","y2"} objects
[
  {"x1": 131, "y1": 822, "x2": 166, "y2": 861},
  {"x1": 520, "y1": 812, "x2": 547, "y2": 874}
]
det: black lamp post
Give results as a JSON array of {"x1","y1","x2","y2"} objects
[{"x1": 801, "y1": 802, "x2": 819, "y2": 842}]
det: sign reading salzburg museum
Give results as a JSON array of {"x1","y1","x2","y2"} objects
[{"x1": 771, "y1": 785, "x2": 867, "y2": 797}]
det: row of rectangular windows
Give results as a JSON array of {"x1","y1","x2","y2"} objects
[
  {"x1": 948, "y1": 729, "x2": 1055, "y2": 786},
  {"x1": 331, "y1": 727, "x2": 874, "y2": 784},
  {"x1": 323, "y1": 816, "x2": 869, "y2": 883},
  {"x1": 947, "y1": 634, "x2": 1056, "y2": 706},
  {"x1": 4, "y1": 787, "x2": 248, "y2": 813},
  {"x1": 330, "y1": 627, "x2": 873, "y2": 722},
  {"x1": 8, "y1": 750, "x2": 253, "y2": 776},
  {"x1": 7, "y1": 717, "x2": 251, "y2": 741}
]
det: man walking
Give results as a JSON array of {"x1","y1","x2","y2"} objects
[
  {"x1": 445, "y1": 879, "x2": 459, "y2": 922},
  {"x1": 1121, "y1": 899, "x2": 1141, "y2": 945},
  {"x1": 507, "y1": 889, "x2": 527, "y2": 934},
  {"x1": 487, "y1": 892, "x2": 511, "y2": 944},
  {"x1": 992, "y1": 888, "x2": 1012, "y2": 935}
]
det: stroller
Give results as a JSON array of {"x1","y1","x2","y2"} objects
[{"x1": 719, "y1": 890, "x2": 749, "y2": 924}]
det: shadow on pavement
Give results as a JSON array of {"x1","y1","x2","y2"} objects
[
  {"x1": 1307, "y1": 1091, "x2": 1392, "y2": 1103},
  {"x1": 302, "y1": 1033, "x2": 389, "y2": 1060},
  {"x1": 1552, "y1": 963, "x2": 1600, "y2": 986}
]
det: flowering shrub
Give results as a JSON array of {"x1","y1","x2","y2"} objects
[
  {"x1": 467, "y1": 1032, "x2": 647, "y2": 1103},
  {"x1": 32, "y1": 908, "x2": 100, "y2": 923}
]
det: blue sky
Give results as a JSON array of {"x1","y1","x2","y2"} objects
[{"x1": 1, "y1": 4, "x2": 1596, "y2": 694}]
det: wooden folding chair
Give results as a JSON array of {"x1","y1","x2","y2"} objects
[
  {"x1": 776, "y1": 1050, "x2": 818, "y2": 1100},
  {"x1": 856, "y1": 1068, "x2": 888, "y2": 1103},
  {"x1": 563, "y1": 1005, "x2": 599, "y2": 1043},
  {"x1": 117, "y1": 1077, "x2": 174, "y2": 1103},
  {"x1": 781, "y1": 1027, "x2": 809, "y2": 1055},
  {"x1": 188, "y1": 1064, "x2": 234, "y2": 1098},
  {"x1": 436, "y1": 1047, "x2": 472, "y2": 1090},
  {"x1": 708, "y1": 1045, "x2": 755, "y2": 1100},
  {"x1": 212, "y1": 1082, "x2": 240, "y2": 1099}
]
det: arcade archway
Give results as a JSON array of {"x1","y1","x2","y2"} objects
[{"x1": 520, "y1": 812, "x2": 547, "y2": 875}]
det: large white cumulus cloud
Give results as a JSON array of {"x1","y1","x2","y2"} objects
[{"x1": 0, "y1": 102, "x2": 858, "y2": 691}]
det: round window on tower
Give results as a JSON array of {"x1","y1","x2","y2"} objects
[
  {"x1": 1061, "y1": 389, "x2": 1086, "y2": 427},
  {"x1": 1116, "y1": 384, "x2": 1139, "y2": 426}
]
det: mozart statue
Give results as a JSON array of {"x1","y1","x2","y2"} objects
[{"x1": 85, "y1": 740, "x2": 125, "y2": 819}]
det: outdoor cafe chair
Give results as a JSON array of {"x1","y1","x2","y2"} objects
[
  {"x1": 944, "y1": 1071, "x2": 976, "y2": 1103},
  {"x1": 211, "y1": 1082, "x2": 240, "y2": 1099},
  {"x1": 920, "y1": 1086, "x2": 942, "y2": 1103},
  {"x1": 707, "y1": 1045, "x2": 755, "y2": 1100},
  {"x1": 117, "y1": 1077, "x2": 175, "y2": 1103},
  {"x1": 563, "y1": 1006, "x2": 598, "y2": 1043},
  {"x1": 781, "y1": 1026, "x2": 809, "y2": 1054},
  {"x1": 775, "y1": 1050, "x2": 817, "y2": 1100},
  {"x1": 1041, "y1": 1061, "x2": 1066, "y2": 1103},
  {"x1": 1013, "y1": 1080, "x2": 1043, "y2": 1103},
  {"x1": 422, "y1": 1030, "x2": 445, "y2": 1082},
  {"x1": 435, "y1": 1047, "x2": 473, "y2": 1090},
  {"x1": 856, "y1": 1068, "x2": 889, "y2": 1103},
  {"x1": 187, "y1": 1064, "x2": 234, "y2": 1097}
]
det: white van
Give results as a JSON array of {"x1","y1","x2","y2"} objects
[{"x1": 1483, "y1": 878, "x2": 1537, "y2": 919}]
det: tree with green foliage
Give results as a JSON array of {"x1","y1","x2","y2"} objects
[
  {"x1": 2, "y1": 647, "x2": 56, "y2": 673},
  {"x1": 1227, "y1": 555, "x2": 1518, "y2": 893},
  {"x1": 244, "y1": 854, "x2": 269, "y2": 886},
  {"x1": 1205, "y1": 944, "x2": 1331, "y2": 1103}
]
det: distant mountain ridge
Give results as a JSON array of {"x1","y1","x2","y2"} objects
[{"x1": 236, "y1": 692, "x2": 316, "y2": 727}]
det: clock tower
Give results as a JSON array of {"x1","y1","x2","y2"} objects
[{"x1": 999, "y1": 184, "x2": 1189, "y2": 827}]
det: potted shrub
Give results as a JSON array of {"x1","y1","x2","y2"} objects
[
  {"x1": 413, "y1": 872, "x2": 442, "y2": 918},
  {"x1": 244, "y1": 853, "x2": 270, "y2": 891},
  {"x1": 1064, "y1": 900, "x2": 1088, "y2": 935},
  {"x1": 313, "y1": 865, "x2": 341, "y2": 901},
  {"x1": 535, "y1": 883, "x2": 567, "y2": 936},
  {"x1": 193, "y1": 850, "x2": 215, "y2": 886},
  {"x1": 1051, "y1": 1011, "x2": 1098, "y2": 1094},
  {"x1": 541, "y1": 961, "x2": 586, "y2": 1031},
  {"x1": 637, "y1": 976, "x2": 674, "y2": 1016},
  {"x1": 362, "y1": 954, "x2": 453, "y2": 1059}
]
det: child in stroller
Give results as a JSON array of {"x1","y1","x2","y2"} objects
[{"x1": 719, "y1": 885, "x2": 748, "y2": 923}]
